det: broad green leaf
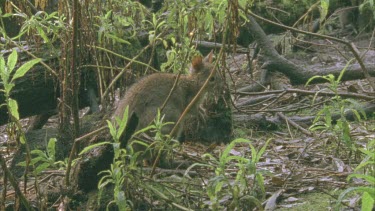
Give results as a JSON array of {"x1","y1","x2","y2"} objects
[
  {"x1": 117, "y1": 106, "x2": 129, "y2": 140},
  {"x1": 31, "y1": 149, "x2": 48, "y2": 158},
  {"x1": 107, "y1": 120, "x2": 117, "y2": 140},
  {"x1": 0, "y1": 59, "x2": 11, "y2": 85},
  {"x1": 8, "y1": 98, "x2": 19, "y2": 120},
  {"x1": 19, "y1": 135, "x2": 26, "y2": 144},
  {"x1": 7, "y1": 49, "x2": 18, "y2": 73},
  {"x1": 30, "y1": 157, "x2": 45, "y2": 165},
  {"x1": 104, "y1": 10, "x2": 112, "y2": 19},
  {"x1": 34, "y1": 162, "x2": 51, "y2": 174},
  {"x1": 361, "y1": 192, "x2": 374, "y2": 211},
  {"x1": 0, "y1": 56, "x2": 5, "y2": 80},
  {"x1": 4, "y1": 83, "x2": 14, "y2": 94},
  {"x1": 47, "y1": 138, "x2": 57, "y2": 160},
  {"x1": 11, "y1": 58, "x2": 41, "y2": 82},
  {"x1": 17, "y1": 156, "x2": 44, "y2": 166}
]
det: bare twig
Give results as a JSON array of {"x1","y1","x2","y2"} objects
[
  {"x1": 0, "y1": 154, "x2": 33, "y2": 211},
  {"x1": 237, "y1": 88, "x2": 375, "y2": 100},
  {"x1": 277, "y1": 112, "x2": 312, "y2": 136}
]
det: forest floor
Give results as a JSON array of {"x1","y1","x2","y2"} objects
[{"x1": 223, "y1": 27, "x2": 375, "y2": 210}]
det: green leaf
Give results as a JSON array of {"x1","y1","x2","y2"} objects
[
  {"x1": 323, "y1": 106, "x2": 332, "y2": 128},
  {"x1": 79, "y1": 141, "x2": 111, "y2": 155},
  {"x1": 337, "y1": 186, "x2": 375, "y2": 209},
  {"x1": 0, "y1": 56, "x2": 6, "y2": 80},
  {"x1": 347, "y1": 174, "x2": 375, "y2": 185},
  {"x1": 255, "y1": 172, "x2": 265, "y2": 191},
  {"x1": 7, "y1": 49, "x2": 18, "y2": 73},
  {"x1": 354, "y1": 161, "x2": 375, "y2": 172},
  {"x1": 4, "y1": 83, "x2": 15, "y2": 95},
  {"x1": 184, "y1": 163, "x2": 213, "y2": 177},
  {"x1": 250, "y1": 144, "x2": 257, "y2": 163},
  {"x1": 34, "y1": 162, "x2": 51, "y2": 174},
  {"x1": 257, "y1": 139, "x2": 271, "y2": 161},
  {"x1": 107, "y1": 120, "x2": 117, "y2": 140},
  {"x1": 17, "y1": 161, "x2": 27, "y2": 167},
  {"x1": 2, "y1": 13, "x2": 13, "y2": 18},
  {"x1": 133, "y1": 124, "x2": 155, "y2": 136},
  {"x1": 341, "y1": 120, "x2": 352, "y2": 146},
  {"x1": 31, "y1": 149, "x2": 48, "y2": 157},
  {"x1": 98, "y1": 175, "x2": 113, "y2": 189},
  {"x1": 215, "y1": 180, "x2": 224, "y2": 194},
  {"x1": 227, "y1": 155, "x2": 249, "y2": 164},
  {"x1": 8, "y1": 98, "x2": 19, "y2": 120},
  {"x1": 37, "y1": 26, "x2": 50, "y2": 43},
  {"x1": 130, "y1": 140, "x2": 149, "y2": 148},
  {"x1": 305, "y1": 75, "x2": 325, "y2": 86},
  {"x1": 337, "y1": 59, "x2": 354, "y2": 83},
  {"x1": 320, "y1": 0, "x2": 330, "y2": 23},
  {"x1": 220, "y1": 138, "x2": 252, "y2": 163},
  {"x1": 47, "y1": 138, "x2": 57, "y2": 160},
  {"x1": 32, "y1": 156, "x2": 47, "y2": 165},
  {"x1": 116, "y1": 191, "x2": 127, "y2": 210},
  {"x1": 117, "y1": 106, "x2": 129, "y2": 141},
  {"x1": 105, "y1": 33, "x2": 131, "y2": 45},
  {"x1": 11, "y1": 58, "x2": 41, "y2": 82},
  {"x1": 361, "y1": 192, "x2": 375, "y2": 211},
  {"x1": 19, "y1": 135, "x2": 26, "y2": 144},
  {"x1": 104, "y1": 10, "x2": 112, "y2": 19}
]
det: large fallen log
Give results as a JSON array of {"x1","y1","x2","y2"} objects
[
  {"x1": 0, "y1": 58, "x2": 98, "y2": 126},
  {"x1": 245, "y1": 14, "x2": 375, "y2": 85}
]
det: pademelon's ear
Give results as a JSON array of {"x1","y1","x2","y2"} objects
[
  {"x1": 203, "y1": 50, "x2": 214, "y2": 64},
  {"x1": 191, "y1": 55, "x2": 204, "y2": 74},
  {"x1": 190, "y1": 51, "x2": 214, "y2": 74}
]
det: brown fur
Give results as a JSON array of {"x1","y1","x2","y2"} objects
[{"x1": 113, "y1": 51, "x2": 217, "y2": 164}]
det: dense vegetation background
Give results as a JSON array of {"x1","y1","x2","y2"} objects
[{"x1": 0, "y1": 0, "x2": 374, "y2": 210}]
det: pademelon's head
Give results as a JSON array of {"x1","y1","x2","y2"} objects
[{"x1": 189, "y1": 51, "x2": 219, "y2": 89}]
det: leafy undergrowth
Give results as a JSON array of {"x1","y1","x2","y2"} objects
[{"x1": 1, "y1": 113, "x2": 373, "y2": 210}]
